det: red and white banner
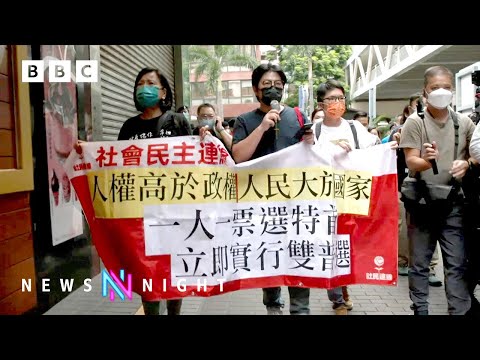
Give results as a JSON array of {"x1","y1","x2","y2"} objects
[{"x1": 66, "y1": 135, "x2": 398, "y2": 300}]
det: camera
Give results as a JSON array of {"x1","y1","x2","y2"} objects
[{"x1": 472, "y1": 70, "x2": 480, "y2": 86}]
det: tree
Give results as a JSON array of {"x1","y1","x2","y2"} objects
[
  {"x1": 188, "y1": 45, "x2": 259, "y2": 119},
  {"x1": 283, "y1": 46, "x2": 317, "y2": 116},
  {"x1": 278, "y1": 45, "x2": 352, "y2": 115}
]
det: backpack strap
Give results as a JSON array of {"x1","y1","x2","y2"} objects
[
  {"x1": 315, "y1": 121, "x2": 322, "y2": 140},
  {"x1": 294, "y1": 107, "x2": 304, "y2": 127},
  {"x1": 315, "y1": 120, "x2": 360, "y2": 149},
  {"x1": 421, "y1": 107, "x2": 459, "y2": 161},
  {"x1": 450, "y1": 108, "x2": 459, "y2": 160},
  {"x1": 348, "y1": 121, "x2": 360, "y2": 149}
]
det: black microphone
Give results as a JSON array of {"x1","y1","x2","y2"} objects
[
  {"x1": 430, "y1": 158, "x2": 439, "y2": 175},
  {"x1": 270, "y1": 100, "x2": 280, "y2": 139}
]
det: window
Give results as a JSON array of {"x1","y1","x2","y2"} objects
[
  {"x1": 0, "y1": 45, "x2": 33, "y2": 194},
  {"x1": 222, "y1": 81, "x2": 229, "y2": 98},
  {"x1": 242, "y1": 97, "x2": 255, "y2": 104},
  {"x1": 191, "y1": 83, "x2": 204, "y2": 99},
  {"x1": 229, "y1": 81, "x2": 241, "y2": 98},
  {"x1": 241, "y1": 80, "x2": 253, "y2": 96},
  {"x1": 191, "y1": 79, "x2": 258, "y2": 106},
  {"x1": 0, "y1": 45, "x2": 16, "y2": 170}
]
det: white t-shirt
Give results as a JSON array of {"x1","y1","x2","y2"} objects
[{"x1": 313, "y1": 118, "x2": 379, "y2": 149}]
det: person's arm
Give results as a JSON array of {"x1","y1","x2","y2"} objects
[
  {"x1": 404, "y1": 147, "x2": 435, "y2": 173},
  {"x1": 232, "y1": 125, "x2": 267, "y2": 163},
  {"x1": 214, "y1": 116, "x2": 233, "y2": 150},
  {"x1": 218, "y1": 128, "x2": 233, "y2": 149},
  {"x1": 469, "y1": 120, "x2": 480, "y2": 163},
  {"x1": 232, "y1": 111, "x2": 278, "y2": 163},
  {"x1": 400, "y1": 116, "x2": 436, "y2": 173}
]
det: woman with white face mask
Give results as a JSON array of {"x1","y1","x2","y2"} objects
[{"x1": 399, "y1": 65, "x2": 476, "y2": 315}]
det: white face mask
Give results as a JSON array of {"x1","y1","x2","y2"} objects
[{"x1": 426, "y1": 88, "x2": 453, "y2": 109}]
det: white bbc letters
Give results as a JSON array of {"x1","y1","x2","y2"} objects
[{"x1": 22, "y1": 60, "x2": 98, "y2": 83}]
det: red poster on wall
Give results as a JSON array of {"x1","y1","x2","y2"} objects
[{"x1": 41, "y1": 45, "x2": 83, "y2": 246}]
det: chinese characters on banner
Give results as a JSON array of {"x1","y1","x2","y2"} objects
[
  {"x1": 42, "y1": 45, "x2": 83, "y2": 245},
  {"x1": 65, "y1": 135, "x2": 398, "y2": 300}
]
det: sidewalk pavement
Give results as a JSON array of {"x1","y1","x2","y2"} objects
[{"x1": 45, "y1": 260, "x2": 477, "y2": 315}]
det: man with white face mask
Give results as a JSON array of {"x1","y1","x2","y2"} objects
[{"x1": 400, "y1": 65, "x2": 475, "y2": 315}]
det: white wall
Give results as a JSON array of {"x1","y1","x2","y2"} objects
[{"x1": 351, "y1": 100, "x2": 407, "y2": 119}]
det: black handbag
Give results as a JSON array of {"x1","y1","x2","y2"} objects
[{"x1": 400, "y1": 178, "x2": 427, "y2": 203}]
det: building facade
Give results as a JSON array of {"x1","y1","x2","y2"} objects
[
  {"x1": 188, "y1": 45, "x2": 261, "y2": 122},
  {"x1": 0, "y1": 45, "x2": 180, "y2": 314}
]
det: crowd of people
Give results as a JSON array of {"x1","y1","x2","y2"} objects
[{"x1": 106, "y1": 62, "x2": 480, "y2": 316}]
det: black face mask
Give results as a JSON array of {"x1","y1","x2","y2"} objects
[{"x1": 261, "y1": 87, "x2": 283, "y2": 106}]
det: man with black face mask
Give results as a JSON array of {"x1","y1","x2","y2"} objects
[
  {"x1": 195, "y1": 103, "x2": 233, "y2": 150},
  {"x1": 232, "y1": 63, "x2": 314, "y2": 315}
]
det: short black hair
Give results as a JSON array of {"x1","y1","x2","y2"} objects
[
  {"x1": 316, "y1": 79, "x2": 345, "y2": 103},
  {"x1": 251, "y1": 63, "x2": 287, "y2": 88},
  {"x1": 353, "y1": 111, "x2": 368, "y2": 120},
  {"x1": 177, "y1": 105, "x2": 189, "y2": 113},
  {"x1": 424, "y1": 65, "x2": 453, "y2": 87},
  {"x1": 197, "y1": 103, "x2": 216, "y2": 115},
  {"x1": 409, "y1": 92, "x2": 422, "y2": 105},
  {"x1": 133, "y1": 67, "x2": 173, "y2": 113},
  {"x1": 222, "y1": 121, "x2": 229, "y2": 127}
]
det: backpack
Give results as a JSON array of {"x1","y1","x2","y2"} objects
[
  {"x1": 156, "y1": 110, "x2": 191, "y2": 137},
  {"x1": 314, "y1": 120, "x2": 360, "y2": 149}
]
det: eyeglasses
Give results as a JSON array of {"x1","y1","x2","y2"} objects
[
  {"x1": 323, "y1": 96, "x2": 346, "y2": 103},
  {"x1": 198, "y1": 114, "x2": 216, "y2": 119},
  {"x1": 261, "y1": 80, "x2": 284, "y2": 88}
]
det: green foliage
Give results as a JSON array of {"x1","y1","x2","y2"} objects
[
  {"x1": 278, "y1": 45, "x2": 352, "y2": 105},
  {"x1": 372, "y1": 115, "x2": 393, "y2": 139},
  {"x1": 284, "y1": 91, "x2": 299, "y2": 108},
  {"x1": 264, "y1": 45, "x2": 282, "y2": 62},
  {"x1": 186, "y1": 45, "x2": 259, "y2": 118},
  {"x1": 188, "y1": 45, "x2": 259, "y2": 95}
]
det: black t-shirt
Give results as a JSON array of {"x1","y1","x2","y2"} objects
[
  {"x1": 232, "y1": 106, "x2": 306, "y2": 160},
  {"x1": 118, "y1": 111, "x2": 192, "y2": 141}
]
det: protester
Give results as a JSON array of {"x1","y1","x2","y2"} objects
[
  {"x1": 399, "y1": 65, "x2": 474, "y2": 315},
  {"x1": 352, "y1": 111, "x2": 369, "y2": 129},
  {"x1": 118, "y1": 67, "x2": 192, "y2": 315},
  {"x1": 177, "y1": 105, "x2": 191, "y2": 122},
  {"x1": 311, "y1": 108, "x2": 324, "y2": 123},
  {"x1": 195, "y1": 103, "x2": 233, "y2": 150},
  {"x1": 232, "y1": 63, "x2": 313, "y2": 315},
  {"x1": 312, "y1": 79, "x2": 395, "y2": 314}
]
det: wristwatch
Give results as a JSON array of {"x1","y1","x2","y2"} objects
[{"x1": 468, "y1": 159, "x2": 474, "y2": 171}]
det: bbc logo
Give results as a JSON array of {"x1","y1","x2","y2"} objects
[{"x1": 22, "y1": 60, "x2": 98, "y2": 83}]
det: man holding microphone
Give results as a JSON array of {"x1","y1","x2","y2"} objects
[{"x1": 231, "y1": 63, "x2": 313, "y2": 315}]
